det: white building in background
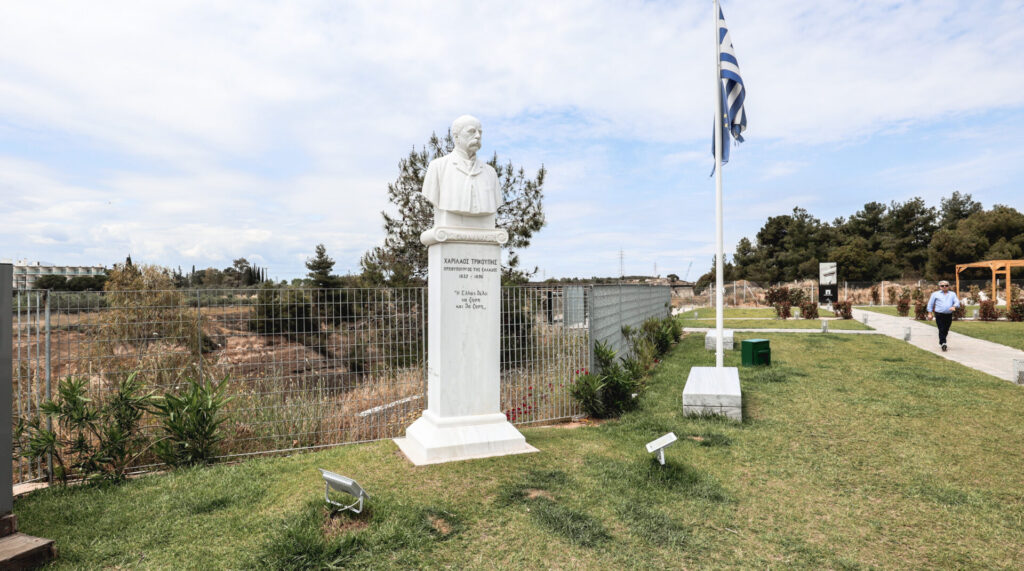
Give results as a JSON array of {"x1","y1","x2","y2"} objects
[{"x1": 2, "y1": 259, "x2": 107, "y2": 289}]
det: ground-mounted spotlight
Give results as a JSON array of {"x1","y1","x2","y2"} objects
[
  {"x1": 645, "y1": 432, "x2": 678, "y2": 466},
  {"x1": 319, "y1": 469, "x2": 369, "y2": 513}
]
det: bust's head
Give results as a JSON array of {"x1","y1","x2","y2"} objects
[{"x1": 451, "y1": 115, "x2": 483, "y2": 156}]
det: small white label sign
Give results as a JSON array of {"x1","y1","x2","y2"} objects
[{"x1": 645, "y1": 432, "x2": 678, "y2": 453}]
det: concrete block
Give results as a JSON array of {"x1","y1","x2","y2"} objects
[
  {"x1": 704, "y1": 329, "x2": 735, "y2": 351},
  {"x1": 683, "y1": 366, "x2": 742, "y2": 421}
]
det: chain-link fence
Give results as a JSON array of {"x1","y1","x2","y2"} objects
[{"x1": 7, "y1": 283, "x2": 647, "y2": 484}]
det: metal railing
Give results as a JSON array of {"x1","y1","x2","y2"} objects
[{"x1": 6, "y1": 284, "x2": 656, "y2": 483}]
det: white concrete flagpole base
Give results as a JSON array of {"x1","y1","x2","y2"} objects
[
  {"x1": 395, "y1": 226, "x2": 536, "y2": 466},
  {"x1": 683, "y1": 366, "x2": 742, "y2": 421}
]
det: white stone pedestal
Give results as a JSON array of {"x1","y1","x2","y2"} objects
[
  {"x1": 394, "y1": 226, "x2": 536, "y2": 465},
  {"x1": 682, "y1": 366, "x2": 742, "y2": 421},
  {"x1": 705, "y1": 329, "x2": 735, "y2": 351}
]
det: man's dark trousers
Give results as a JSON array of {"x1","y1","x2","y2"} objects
[{"x1": 935, "y1": 312, "x2": 953, "y2": 345}]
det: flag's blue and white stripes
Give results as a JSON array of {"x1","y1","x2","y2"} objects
[
  {"x1": 712, "y1": 4, "x2": 746, "y2": 174},
  {"x1": 718, "y1": 6, "x2": 746, "y2": 144}
]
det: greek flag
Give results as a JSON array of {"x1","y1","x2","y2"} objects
[{"x1": 713, "y1": 5, "x2": 746, "y2": 168}]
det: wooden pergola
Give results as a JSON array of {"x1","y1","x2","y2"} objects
[{"x1": 955, "y1": 259, "x2": 1024, "y2": 304}]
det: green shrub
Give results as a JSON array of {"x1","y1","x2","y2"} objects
[
  {"x1": 897, "y1": 293, "x2": 911, "y2": 317},
  {"x1": 152, "y1": 377, "x2": 232, "y2": 467},
  {"x1": 765, "y1": 286, "x2": 789, "y2": 306},
  {"x1": 978, "y1": 300, "x2": 1001, "y2": 321},
  {"x1": 593, "y1": 339, "x2": 617, "y2": 371},
  {"x1": 17, "y1": 372, "x2": 153, "y2": 484},
  {"x1": 887, "y1": 285, "x2": 900, "y2": 305},
  {"x1": 668, "y1": 316, "x2": 683, "y2": 343},
  {"x1": 833, "y1": 300, "x2": 853, "y2": 319},
  {"x1": 911, "y1": 287, "x2": 924, "y2": 303},
  {"x1": 641, "y1": 317, "x2": 673, "y2": 355},
  {"x1": 916, "y1": 300, "x2": 930, "y2": 320},
  {"x1": 799, "y1": 301, "x2": 819, "y2": 319},
  {"x1": 249, "y1": 284, "x2": 318, "y2": 337},
  {"x1": 569, "y1": 373, "x2": 605, "y2": 418},
  {"x1": 967, "y1": 285, "x2": 981, "y2": 305},
  {"x1": 571, "y1": 342, "x2": 640, "y2": 418},
  {"x1": 1007, "y1": 299, "x2": 1024, "y2": 322},
  {"x1": 788, "y1": 288, "x2": 807, "y2": 307}
]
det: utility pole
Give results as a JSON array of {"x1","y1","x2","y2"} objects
[{"x1": 619, "y1": 249, "x2": 624, "y2": 278}]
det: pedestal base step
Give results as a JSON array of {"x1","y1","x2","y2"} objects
[
  {"x1": 0, "y1": 533, "x2": 57, "y2": 569},
  {"x1": 395, "y1": 411, "x2": 538, "y2": 466}
]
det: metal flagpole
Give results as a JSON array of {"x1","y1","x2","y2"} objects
[{"x1": 713, "y1": 0, "x2": 725, "y2": 368}]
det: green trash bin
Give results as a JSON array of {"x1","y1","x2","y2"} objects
[{"x1": 741, "y1": 339, "x2": 771, "y2": 366}]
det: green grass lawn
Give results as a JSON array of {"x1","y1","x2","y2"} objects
[
  {"x1": 857, "y1": 305, "x2": 901, "y2": 316},
  {"x1": 15, "y1": 334, "x2": 1024, "y2": 568},
  {"x1": 857, "y1": 306, "x2": 1024, "y2": 351},
  {"x1": 682, "y1": 307, "x2": 836, "y2": 319},
  {"x1": 680, "y1": 308, "x2": 867, "y2": 330},
  {"x1": 682, "y1": 318, "x2": 870, "y2": 330},
  {"x1": 858, "y1": 304, "x2": 998, "y2": 317}
]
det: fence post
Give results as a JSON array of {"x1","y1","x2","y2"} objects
[
  {"x1": 44, "y1": 290, "x2": 52, "y2": 483},
  {"x1": 421, "y1": 286, "x2": 427, "y2": 380},
  {"x1": 2, "y1": 264, "x2": 13, "y2": 516},
  {"x1": 196, "y1": 290, "x2": 203, "y2": 383}
]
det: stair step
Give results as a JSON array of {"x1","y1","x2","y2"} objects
[{"x1": 0, "y1": 533, "x2": 57, "y2": 569}]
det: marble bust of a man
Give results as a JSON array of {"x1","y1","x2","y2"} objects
[{"x1": 422, "y1": 115, "x2": 502, "y2": 229}]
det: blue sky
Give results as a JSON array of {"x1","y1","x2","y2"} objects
[{"x1": 2, "y1": 0, "x2": 1023, "y2": 281}]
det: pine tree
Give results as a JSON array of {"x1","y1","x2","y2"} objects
[
  {"x1": 360, "y1": 132, "x2": 546, "y2": 285},
  {"x1": 306, "y1": 244, "x2": 338, "y2": 288}
]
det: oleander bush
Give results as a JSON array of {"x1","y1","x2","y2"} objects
[
  {"x1": 832, "y1": 300, "x2": 853, "y2": 319},
  {"x1": 15, "y1": 373, "x2": 153, "y2": 484},
  {"x1": 774, "y1": 301, "x2": 792, "y2": 319},
  {"x1": 799, "y1": 301, "x2": 819, "y2": 319},
  {"x1": 570, "y1": 316, "x2": 681, "y2": 419},
  {"x1": 152, "y1": 377, "x2": 232, "y2": 467}
]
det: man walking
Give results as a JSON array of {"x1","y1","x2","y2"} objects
[{"x1": 927, "y1": 280, "x2": 961, "y2": 352}]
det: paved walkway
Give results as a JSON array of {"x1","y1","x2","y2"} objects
[
  {"x1": 851, "y1": 308, "x2": 1024, "y2": 383},
  {"x1": 686, "y1": 310, "x2": 1024, "y2": 384}
]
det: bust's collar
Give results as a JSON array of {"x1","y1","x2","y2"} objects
[
  {"x1": 451, "y1": 147, "x2": 482, "y2": 174},
  {"x1": 452, "y1": 147, "x2": 475, "y2": 161}
]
